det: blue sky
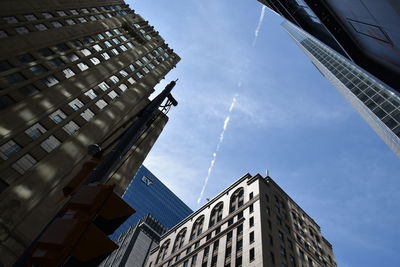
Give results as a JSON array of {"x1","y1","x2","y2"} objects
[{"x1": 129, "y1": 1, "x2": 400, "y2": 266}]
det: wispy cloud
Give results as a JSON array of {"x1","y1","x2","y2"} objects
[
  {"x1": 252, "y1": 5, "x2": 266, "y2": 46},
  {"x1": 197, "y1": 94, "x2": 238, "y2": 204}
]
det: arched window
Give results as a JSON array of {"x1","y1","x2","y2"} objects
[
  {"x1": 172, "y1": 228, "x2": 187, "y2": 252},
  {"x1": 229, "y1": 188, "x2": 244, "y2": 213},
  {"x1": 156, "y1": 239, "x2": 170, "y2": 264},
  {"x1": 190, "y1": 216, "x2": 204, "y2": 241},
  {"x1": 209, "y1": 202, "x2": 224, "y2": 227}
]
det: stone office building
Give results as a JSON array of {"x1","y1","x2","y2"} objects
[
  {"x1": 0, "y1": 0, "x2": 179, "y2": 265},
  {"x1": 146, "y1": 173, "x2": 336, "y2": 267},
  {"x1": 99, "y1": 214, "x2": 168, "y2": 267}
]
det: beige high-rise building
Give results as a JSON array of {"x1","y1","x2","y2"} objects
[
  {"x1": 0, "y1": 1, "x2": 180, "y2": 265},
  {"x1": 146, "y1": 174, "x2": 336, "y2": 267}
]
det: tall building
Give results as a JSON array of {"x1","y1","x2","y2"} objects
[
  {"x1": 0, "y1": 1, "x2": 180, "y2": 265},
  {"x1": 258, "y1": 0, "x2": 400, "y2": 92},
  {"x1": 146, "y1": 173, "x2": 336, "y2": 267},
  {"x1": 112, "y1": 165, "x2": 193, "y2": 239},
  {"x1": 282, "y1": 20, "x2": 400, "y2": 157},
  {"x1": 99, "y1": 214, "x2": 168, "y2": 267},
  {"x1": 257, "y1": 0, "x2": 400, "y2": 157}
]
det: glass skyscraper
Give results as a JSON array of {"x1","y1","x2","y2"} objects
[
  {"x1": 111, "y1": 165, "x2": 193, "y2": 239},
  {"x1": 282, "y1": 20, "x2": 400, "y2": 157}
]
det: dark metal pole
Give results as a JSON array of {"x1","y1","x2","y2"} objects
[{"x1": 85, "y1": 80, "x2": 178, "y2": 185}]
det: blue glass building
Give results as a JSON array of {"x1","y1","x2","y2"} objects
[{"x1": 111, "y1": 165, "x2": 193, "y2": 239}]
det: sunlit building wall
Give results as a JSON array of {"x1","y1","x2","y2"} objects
[
  {"x1": 146, "y1": 173, "x2": 336, "y2": 267},
  {"x1": 283, "y1": 20, "x2": 400, "y2": 157},
  {"x1": 0, "y1": 0, "x2": 180, "y2": 265}
]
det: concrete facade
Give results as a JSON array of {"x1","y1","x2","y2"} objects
[
  {"x1": 146, "y1": 174, "x2": 336, "y2": 267},
  {"x1": 0, "y1": 1, "x2": 180, "y2": 265}
]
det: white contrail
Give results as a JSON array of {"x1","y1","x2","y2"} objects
[
  {"x1": 252, "y1": 5, "x2": 266, "y2": 46},
  {"x1": 197, "y1": 94, "x2": 237, "y2": 204}
]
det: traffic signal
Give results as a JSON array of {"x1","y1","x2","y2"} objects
[{"x1": 27, "y1": 184, "x2": 135, "y2": 266}]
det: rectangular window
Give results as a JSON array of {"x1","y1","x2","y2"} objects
[
  {"x1": 101, "y1": 52, "x2": 110, "y2": 60},
  {"x1": 136, "y1": 72, "x2": 144, "y2": 79},
  {"x1": 236, "y1": 239, "x2": 243, "y2": 252},
  {"x1": 63, "y1": 68, "x2": 75, "y2": 78},
  {"x1": 84, "y1": 89, "x2": 97, "y2": 99},
  {"x1": 249, "y1": 248, "x2": 255, "y2": 262},
  {"x1": 287, "y1": 239, "x2": 293, "y2": 249},
  {"x1": 67, "y1": 53, "x2": 79, "y2": 62},
  {"x1": 80, "y1": 49, "x2": 91, "y2": 56},
  {"x1": 98, "y1": 81, "x2": 110, "y2": 91},
  {"x1": 42, "y1": 12, "x2": 53, "y2": 19},
  {"x1": 191, "y1": 254, "x2": 197, "y2": 266},
  {"x1": 56, "y1": 43, "x2": 70, "y2": 52},
  {"x1": 4, "y1": 72, "x2": 25, "y2": 85},
  {"x1": 119, "y1": 83, "x2": 128, "y2": 92},
  {"x1": 236, "y1": 256, "x2": 242, "y2": 267},
  {"x1": 30, "y1": 65, "x2": 47, "y2": 75},
  {"x1": 0, "y1": 140, "x2": 21, "y2": 160},
  {"x1": 62, "y1": 121, "x2": 80, "y2": 135},
  {"x1": 42, "y1": 75, "x2": 59, "y2": 87},
  {"x1": 90, "y1": 57, "x2": 101, "y2": 65},
  {"x1": 19, "y1": 85, "x2": 39, "y2": 96},
  {"x1": 249, "y1": 204, "x2": 254, "y2": 213},
  {"x1": 48, "y1": 58, "x2": 64, "y2": 68},
  {"x1": 278, "y1": 231, "x2": 284, "y2": 241},
  {"x1": 249, "y1": 217, "x2": 254, "y2": 227},
  {"x1": 96, "y1": 99, "x2": 107, "y2": 109},
  {"x1": 77, "y1": 62, "x2": 89, "y2": 71},
  {"x1": 109, "y1": 75, "x2": 119, "y2": 84},
  {"x1": 120, "y1": 45, "x2": 127, "y2": 51},
  {"x1": 0, "y1": 95, "x2": 15, "y2": 110},
  {"x1": 119, "y1": 70, "x2": 128, "y2": 77},
  {"x1": 40, "y1": 135, "x2": 61, "y2": 152},
  {"x1": 111, "y1": 48, "x2": 119, "y2": 55},
  {"x1": 93, "y1": 44, "x2": 102, "y2": 52},
  {"x1": 35, "y1": 24, "x2": 48, "y2": 31},
  {"x1": 0, "y1": 31, "x2": 8, "y2": 38},
  {"x1": 66, "y1": 19, "x2": 76, "y2": 25},
  {"x1": 25, "y1": 123, "x2": 46, "y2": 140},
  {"x1": 49, "y1": 109, "x2": 67, "y2": 123},
  {"x1": 51, "y1": 21, "x2": 63, "y2": 28},
  {"x1": 81, "y1": 108, "x2": 95, "y2": 121},
  {"x1": 249, "y1": 231, "x2": 254, "y2": 244},
  {"x1": 280, "y1": 246, "x2": 286, "y2": 256},
  {"x1": 270, "y1": 252, "x2": 275, "y2": 265},
  {"x1": 69, "y1": 98, "x2": 84, "y2": 110},
  {"x1": 143, "y1": 66, "x2": 150, "y2": 74},
  {"x1": 39, "y1": 48, "x2": 55, "y2": 57},
  {"x1": 3, "y1": 16, "x2": 18, "y2": 24},
  {"x1": 108, "y1": 90, "x2": 118, "y2": 99},
  {"x1": 12, "y1": 154, "x2": 37, "y2": 174}
]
